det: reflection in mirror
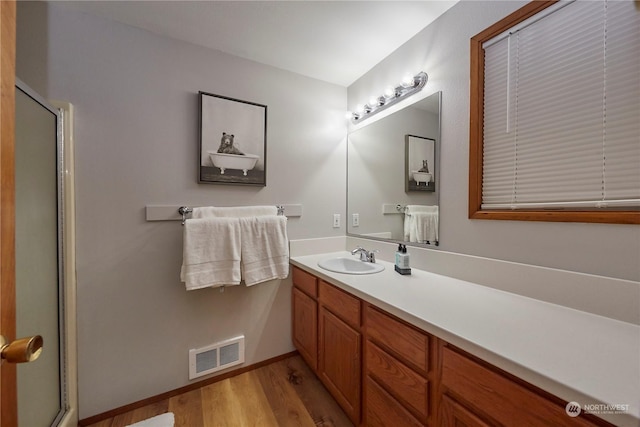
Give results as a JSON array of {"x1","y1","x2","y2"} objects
[
  {"x1": 347, "y1": 91, "x2": 441, "y2": 247},
  {"x1": 406, "y1": 135, "x2": 435, "y2": 192}
]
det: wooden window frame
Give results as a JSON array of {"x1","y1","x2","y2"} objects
[{"x1": 468, "y1": 0, "x2": 640, "y2": 224}]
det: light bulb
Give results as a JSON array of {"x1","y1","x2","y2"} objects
[
  {"x1": 356, "y1": 104, "x2": 365, "y2": 113},
  {"x1": 401, "y1": 74, "x2": 415, "y2": 87},
  {"x1": 345, "y1": 111, "x2": 353, "y2": 120},
  {"x1": 384, "y1": 86, "x2": 396, "y2": 98}
]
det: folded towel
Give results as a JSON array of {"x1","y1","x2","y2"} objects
[
  {"x1": 404, "y1": 205, "x2": 438, "y2": 241},
  {"x1": 403, "y1": 214, "x2": 411, "y2": 241},
  {"x1": 412, "y1": 211, "x2": 439, "y2": 243},
  {"x1": 405, "y1": 204, "x2": 438, "y2": 214},
  {"x1": 180, "y1": 218, "x2": 241, "y2": 290},
  {"x1": 193, "y1": 206, "x2": 277, "y2": 219},
  {"x1": 239, "y1": 215, "x2": 289, "y2": 286}
]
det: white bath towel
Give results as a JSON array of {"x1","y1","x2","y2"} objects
[
  {"x1": 193, "y1": 206, "x2": 277, "y2": 219},
  {"x1": 239, "y1": 215, "x2": 289, "y2": 286},
  {"x1": 180, "y1": 217, "x2": 241, "y2": 290}
]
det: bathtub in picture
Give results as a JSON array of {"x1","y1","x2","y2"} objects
[
  {"x1": 208, "y1": 151, "x2": 259, "y2": 176},
  {"x1": 412, "y1": 171, "x2": 432, "y2": 186}
]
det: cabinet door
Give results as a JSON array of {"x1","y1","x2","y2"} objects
[
  {"x1": 292, "y1": 287, "x2": 317, "y2": 371},
  {"x1": 440, "y1": 395, "x2": 492, "y2": 427},
  {"x1": 319, "y1": 306, "x2": 361, "y2": 425}
]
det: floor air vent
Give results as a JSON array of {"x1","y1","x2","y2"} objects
[{"x1": 189, "y1": 335, "x2": 245, "y2": 380}]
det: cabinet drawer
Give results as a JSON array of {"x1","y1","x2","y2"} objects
[
  {"x1": 365, "y1": 376, "x2": 423, "y2": 427},
  {"x1": 366, "y1": 340, "x2": 429, "y2": 421},
  {"x1": 365, "y1": 305, "x2": 429, "y2": 373},
  {"x1": 319, "y1": 280, "x2": 360, "y2": 329},
  {"x1": 292, "y1": 266, "x2": 317, "y2": 298},
  {"x1": 442, "y1": 346, "x2": 602, "y2": 427},
  {"x1": 440, "y1": 394, "x2": 492, "y2": 427}
]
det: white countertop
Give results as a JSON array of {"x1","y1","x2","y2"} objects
[{"x1": 291, "y1": 251, "x2": 640, "y2": 426}]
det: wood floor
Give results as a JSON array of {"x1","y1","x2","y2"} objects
[{"x1": 85, "y1": 355, "x2": 353, "y2": 427}]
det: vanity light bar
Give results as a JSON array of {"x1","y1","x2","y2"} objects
[{"x1": 349, "y1": 71, "x2": 428, "y2": 124}]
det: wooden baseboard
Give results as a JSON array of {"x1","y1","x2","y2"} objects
[{"x1": 78, "y1": 350, "x2": 299, "y2": 427}]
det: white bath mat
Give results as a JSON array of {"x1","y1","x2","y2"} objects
[{"x1": 125, "y1": 412, "x2": 174, "y2": 427}]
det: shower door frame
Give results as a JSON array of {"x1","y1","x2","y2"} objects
[{"x1": 14, "y1": 79, "x2": 77, "y2": 427}]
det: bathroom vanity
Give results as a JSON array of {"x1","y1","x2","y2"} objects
[{"x1": 290, "y1": 254, "x2": 638, "y2": 427}]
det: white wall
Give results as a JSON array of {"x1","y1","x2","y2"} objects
[
  {"x1": 17, "y1": 2, "x2": 346, "y2": 418},
  {"x1": 348, "y1": 0, "x2": 640, "y2": 282}
]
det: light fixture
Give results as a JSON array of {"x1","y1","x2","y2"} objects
[{"x1": 348, "y1": 71, "x2": 428, "y2": 124}]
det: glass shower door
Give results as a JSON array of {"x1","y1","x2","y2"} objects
[{"x1": 15, "y1": 83, "x2": 66, "y2": 427}]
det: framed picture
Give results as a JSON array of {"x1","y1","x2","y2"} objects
[
  {"x1": 405, "y1": 134, "x2": 436, "y2": 192},
  {"x1": 199, "y1": 91, "x2": 267, "y2": 186}
]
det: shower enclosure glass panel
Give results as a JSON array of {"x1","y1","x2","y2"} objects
[{"x1": 15, "y1": 84, "x2": 66, "y2": 426}]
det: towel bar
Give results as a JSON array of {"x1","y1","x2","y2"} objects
[
  {"x1": 178, "y1": 206, "x2": 193, "y2": 225},
  {"x1": 145, "y1": 204, "x2": 303, "y2": 223}
]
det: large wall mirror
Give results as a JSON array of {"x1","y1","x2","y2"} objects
[{"x1": 347, "y1": 91, "x2": 441, "y2": 247}]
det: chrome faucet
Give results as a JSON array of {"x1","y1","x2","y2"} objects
[{"x1": 351, "y1": 246, "x2": 378, "y2": 263}]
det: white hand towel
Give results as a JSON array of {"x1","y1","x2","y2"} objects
[
  {"x1": 193, "y1": 206, "x2": 277, "y2": 219},
  {"x1": 404, "y1": 205, "x2": 438, "y2": 242},
  {"x1": 405, "y1": 204, "x2": 438, "y2": 214},
  {"x1": 180, "y1": 218, "x2": 241, "y2": 290},
  {"x1": 239, "y1": 215, "x2": 289, "y2": 286},
  {"x1": 404, "y1": 214, "x2": 411, "y2": 241},
  {"x1": 412, "y1": 211, "x2": 439, "y2": 243}
]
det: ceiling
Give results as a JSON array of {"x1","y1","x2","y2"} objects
[{"x1": 57, "y1": 1, "x2": 458, "y2": 87}]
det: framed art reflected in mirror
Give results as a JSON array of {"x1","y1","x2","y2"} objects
[{"x1": 405, "y1": 134, "x2": 435, "y2": 192}]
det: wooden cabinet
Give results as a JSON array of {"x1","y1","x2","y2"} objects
[
  {"x1": 292, "y1": 287, "x2": 317, "y2": 371},
  {"x1": 440, "y1": 343, "x2": 611, "y2": 427},
  {"x1": 440, "y1": 395, "x2": 491, "y2": 427},
  {"x1": 318, "y1": 280, "x2": 362, "y2": 425},
  {"x1": 292, "y1": 267, "x2": 362, "y2": 425},
  {"x1": 291, "y1": 267, "x2": 318, "y2": 371},
  {"x1": 365, "y1": 376, "x2": 423, "y2": 427},
  {"x1": 291, "y1": 266, "x2": 615, "y2": 427},
  {"x1": 364, "y1": 304, "x2": 432, "y2": 426}
]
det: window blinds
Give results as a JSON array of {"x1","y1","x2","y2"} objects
[{"x1": 481, "y1": 0, "x2": 640, "y2": 210}]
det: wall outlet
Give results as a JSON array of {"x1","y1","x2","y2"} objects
[
  {"x1": 352, "y1": 213, "x2": 359, "y2": 227},
  {"x1": 333, "y1": 214, "x2": 341, "y2": 228}
]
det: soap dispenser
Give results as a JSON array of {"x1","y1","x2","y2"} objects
[
  {"x1": 395, "y1": 244, "x2": 412, "y2": 275},
  {"x1": 395, "y1": 244, "x2": 403, "y2": 268}
]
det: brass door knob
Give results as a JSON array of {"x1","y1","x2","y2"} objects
[{"x1": 0, "y1": 335, "x2": 43, "y2": 364}]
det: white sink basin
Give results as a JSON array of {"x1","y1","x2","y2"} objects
[{"x1": 317, "y1": 257, "x2": 385, "y2": 275}]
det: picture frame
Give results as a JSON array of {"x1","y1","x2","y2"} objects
[
  {"x1": 405, "y1": 134, "x2": 436, "y2": 192},
  {"x1": 198, "y1": 91, "x2": 267, "y2": 186}
]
